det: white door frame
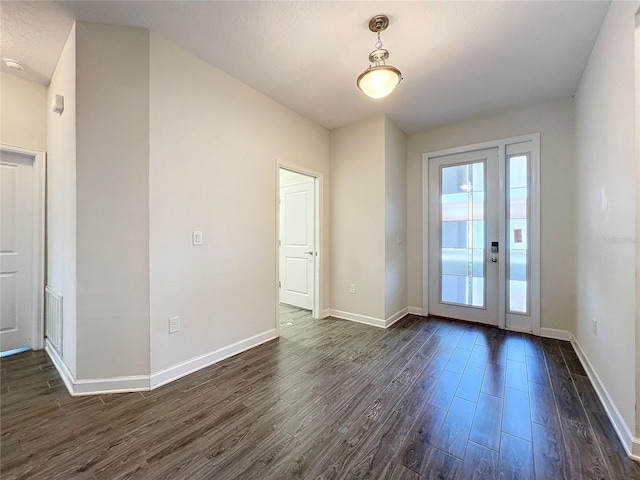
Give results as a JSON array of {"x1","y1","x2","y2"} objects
[
  {"x1": 422, "y1": 133, "x2": 541, "y2": 335},
  {"x1": 1, "y1": 144, "x2": 46, "y2": 350},
  {"x1": 275, "y1": 159, "x2": 323, "y2": 334}
]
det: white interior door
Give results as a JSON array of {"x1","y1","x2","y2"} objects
[
  {"x1": 279, "y1": 172, "x2": 315, "y2": 310},
  {"x1": 1, "y1": 150, "x2": 36, "y2": 351},
  {"x1": 428, "y1": 148, "x2": 500, "y2": 326}
]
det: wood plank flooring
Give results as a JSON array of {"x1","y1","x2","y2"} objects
[{"x1": 2, "y1": 308, "x2": 639, "y2": 479}]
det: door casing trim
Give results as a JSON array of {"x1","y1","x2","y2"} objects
[
  {"x1": 1, "y1": 144, "x2": 46, "y2": 350},
  {"x1": 275, "y1": 160, "x2": 323, "y2": 335}
]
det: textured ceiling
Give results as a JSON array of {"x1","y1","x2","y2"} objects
[
  {"x1": 1, "y1": 1, "x2": 610, "y2": 133},
  {"x1": 0, "y1": 1, "x2": 74, "y2": 84}
]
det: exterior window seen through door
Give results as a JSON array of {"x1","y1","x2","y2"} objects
[
  {"x1": 440, "y1": 161, "x2": 485, "y2": 308},
  {"x1": 507, "y1": 154, "x2": 529, "y2": 314}
]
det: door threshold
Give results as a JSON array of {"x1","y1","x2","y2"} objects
[{"x1": 0, "y1": 346, "x2": 33, "y2": 358}]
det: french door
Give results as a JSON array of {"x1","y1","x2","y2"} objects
[
  {"x1": 428, "y1": 148, "x2": 500, "y2": 326},
  {"x1": 426, "y1": 136, "x2": 539, "y2": 333}
]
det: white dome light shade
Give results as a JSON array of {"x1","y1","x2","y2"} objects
[
  {"x1": 357, "y1": 65, "x2": 403, "y2": 99},
  {"x1": 357, "y1": 15, "x2": 403, "y2": 99},
  {"x1": 3, "y1": 58, "x2": 24, "y2": 70}
]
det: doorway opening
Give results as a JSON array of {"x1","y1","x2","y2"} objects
[
  {"x1": 422, "y1": 134, "x2": 541, "y2": 334},
  {"x1": 0, "y1": 145, "x2": 46, "y2": 355},
  {"x1": 277, "y1": 163, "x2": 322, "y2": 333}
]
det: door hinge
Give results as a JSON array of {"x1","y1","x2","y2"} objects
[{"x1": 279, "y1": 281, "x2": 281, "y2": 288}]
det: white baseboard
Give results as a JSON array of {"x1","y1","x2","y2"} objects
[
  {"x1": 327, "y1": 309, "x2": 386, "y2": 328},
  {"x1": 634, "y1": 441, "x2": 640, "y2": 462},
  {"x1": 321, "y1": 308, "x2": 331, "y2": 319},
  {"x1": 385, "y1": 307, "x2": 409, "y2": 328},
  {"x1": 539, "y1": 327, "x2": 573, "y2": 341},
  {"x1": 73, "y1": 376, "x2": 149, "y2": 395},
  {"x1": 327, "y1": 308, "x2": 410, "y2": 329},
  {"x1": 408, "y1": 306, "x2": 424, "y2": 316},
  {"x1": 45, "y1": 330, "x2": 278, "y2": 395},
  {"x1": 571, "y1": 335, "x2": 640, "y2": 461},
  {"x1": 150, "y1": 329, "x2": 277, "y2": 389},
  {"x1": 44, "y1": 340, "x2": 75, "y2": 396},
  {"x1": 45, "y1": 340, "x2": 152, "y2": 396}
]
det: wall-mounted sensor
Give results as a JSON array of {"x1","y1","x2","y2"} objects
[{"x1": 52, "y1": 94, "x2": 64, "y2": 115}]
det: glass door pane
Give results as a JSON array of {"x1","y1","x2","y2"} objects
[
  {"x1": 440, "y1": 161, "x2": 485, "y2": 308},
  {"x1": 507, "y1": 154, "x2": 529, "y2": 314}
]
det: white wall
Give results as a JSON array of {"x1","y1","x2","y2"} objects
[
  {"x1": 635, "y1": 6, "x2": 640, "y2": 439},
  {"x1": 46, "y1": 24, "x2": 77, "y2": 377},
  {"x1": 384, "y1": 117, "x2": 408, "y2": 319},
  {"x1": 330, "y1": 115, "x2": 386, "y2": 321},
  {"x1": 148, "y1": 33, "x2": 330, "y2": 373},
  {"x1": 75, "y1": 22, "x2": 150, "y2": 379},
  {"x1": 406, "y1": 98, "x2": 577, "y2": 331},
  {"x1": 574, "y1": 1, "x2": 638, "y2": 437},
  {"x1": 1, "y1": 72, "x2": 47, "y2": 151}
]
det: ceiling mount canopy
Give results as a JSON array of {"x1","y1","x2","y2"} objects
[{"x1": 357, "y1": 14, "x2": 403, "y2": 99}]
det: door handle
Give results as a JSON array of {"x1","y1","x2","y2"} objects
[
  {"x1": 304, "y1": 251, "x2": 314, "y2": 255},
  {"x1": 490, "y1": 257, "x2": 498, "y2": 263}
]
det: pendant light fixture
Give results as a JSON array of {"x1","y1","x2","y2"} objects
[{"x1": 357, "y1": 15, "x2": 403, "y2": 99}]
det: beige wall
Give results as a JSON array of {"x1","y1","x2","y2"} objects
[
  {"x1": 46, "y1": 24, "x2": 77, "y2": 377},
  {"x1": 574, "y1": 1, "x2": 638, "y2": 435},
  {"x1": 330, "y1": 115, "x2": 386, "y2": 320},
  {"x1": 384, "y1": 117, "x2": 408, "y2": 319},
  {"x1": 148, "y1": 33, "x2": 330, "y2": 373},
  {"x1": 1, "y1": 72, "x2": 47, "y2": 151},
  {"x1": 75, "y1": 22, "x2": 150, "y2": 379},
  {"x1": 636, "y1": 6, "x2": 640, "y2": 439},
  {"x1": 406, "y1": 98, "x2": 577, "y2": 332}
]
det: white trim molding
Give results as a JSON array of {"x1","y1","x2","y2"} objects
[
  {"x1": 45, "y1": 340, "x2": 74, "y2": 395},
  {"x1": 328, "y1": 309, "x2": 386, "y2": 328},
  {"x1": 1, "y1": 144, "x2": 46, "y2": 351},
  {"x1": 408, "y1": 307, "x2": 424, "y2": 316},
  {"x1": 539, "y1": 328, "x2": 640, "y2": 460},
  {"x1": 539, "y1": 328, "x2": 573, "y2": 341},
  {"x1": 571, "y1": 335, "x2": 640, "y2": 461},
  {"x1": 45, "y1": 329, "x2": 277, "y2": 395},
  {"x1": 276, "y1": 159, "x2": 324, "y2": 327},
  {"x1": 327, "y1": 308, "x2": 409, "y2": 329},
  {"x1": 74, "y1": 376, "x2": 149, "y2": 395},
  {"x1": 386, "y1": 308, "x2": 409, "y2": 328},
  {"x1": 46, "y1": 341, "x2": 148, "y2": 396},
  {"x1": 150, "y1": 329, "x2": 277, "y2": 389}
]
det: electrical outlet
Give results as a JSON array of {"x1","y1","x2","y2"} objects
[
  {"x1": 592, "y1": 318, "x2": 597, "y2": 335},
  {"x1": 349, "y1": 284, "x2": 356, "y2": 294},
  {"x1": 169, "y1": 316, "x2": 180, "y2": 334}
]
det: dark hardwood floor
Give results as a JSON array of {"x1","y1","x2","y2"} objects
[{"x1": 2, "y1": 308, "x2": 639, "y2": 479}]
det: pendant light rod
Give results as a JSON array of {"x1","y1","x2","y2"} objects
[{"x1": 357, "y1": 14, "x2": 403, "y2": 99}]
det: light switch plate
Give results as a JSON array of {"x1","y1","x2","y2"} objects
[{"x1": 192, "y1": 231, "x2": 203, "y2": 246}]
